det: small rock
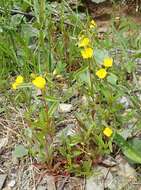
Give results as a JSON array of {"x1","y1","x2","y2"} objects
[
  {"x1": 8, "y1": 180, "x2": 16, "y2": 188},
  {"x1": 98, "y1": 26, "x2": 108, "y2": 33},
  {"x1": 57, "y1": 176, "x2": 83, "y2": 190},
  {"x1": 46, "y1": 176, "x2": 56, "y2": 190},
  {"x1": 54, "y1": 123, "x2": 77, "y2": 146},
  {"x1": 0, "y1": 138, "x2": 8, "y2": 150},
  {"x1": 109, "y1": 156, "x2": 137, "y2": 189},
  {"x1": 37, "y1": 186, "x2": 47, "y2": 190},
  {"x1": 119, "y1": 128, "x2": 132, "y2": 140},
  {"x1": 36, "y1": 89, "x2": 42, "y2": 96},
  {"x1": 116, "y1": 156, "x2": 136, "y2": 178},
  {"x1": 118, "y1": 96, "x2": 130, "y2": 109},
  {"x1": 2, "y1": 187, "x2": 11, "y2": 190},
  {"x1": 38, "y1": 175, "x2": 56, "y2": 190},
  {"x1": 64, "y1": 124, "x2": 77, "y2": 136},
  {"x1": 86, "y1": 156, "x2": 137, "y2": 190},
  {"x1": 56, "y1": 124, "x2": 77, "y2": 140},
  {"x1": 86, "y1": 166, "x2": 113, "y2": 190},
  {"x1": 58, "y1": 103, "x2": 72, "y2": 113},
  {"x1": 0, "y1": 174, "x2": 7, "y2": 190}
]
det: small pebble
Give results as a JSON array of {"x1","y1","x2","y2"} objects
[
  {"x1": 8, "y1": 180, "x2": 16, "y2": 188},
  {"x1": 0, "y1": 174, "x2": 7, "y2": 189},
  {"x1": 58, "y1": 103, "x2": 72, "y2": 113}
]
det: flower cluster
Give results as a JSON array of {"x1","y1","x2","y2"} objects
[
  {"x1": 96, "y1": 57, "x2": 113, "y2": 79},
  {"x1": 78, "y1": 20, "x2": 96, "y2": 59},
  {"x1": 78, "y1": 36, "x2": 93, "y2": 59},
  {"x1": 89, "y1": 20, "x2": 97, "y2": 29},
  {"x1": 12, "y1": 75, "x2": 46, "y2": 90},
  {"x1": 12, "y1": 75, "x2": 24, "y2": 90}
]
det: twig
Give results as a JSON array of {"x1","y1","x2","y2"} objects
[
  {"x1": 132, "y1": 182, "x2": 141, "y2": 185},
  {"x1": 83, "y1": 176, "x2": 86, "y2": 190},
  {"x1": 58, "y1": 176, "x2": 70, "y2": 190},
  {"x1": 103, "y1": 168, "x2": 111, "y2": 189},
  {"x1": 30, "y1": 157, "x2": 36, "y2": 190}
]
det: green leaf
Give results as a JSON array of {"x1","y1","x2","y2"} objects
[
  {"x1": 94, "y1": 49, "x2": 109, "y2": 65},
  {"x1": 114, "y1": 133, "x2": 141, "y2": 164},
  {"x1": 33, "y1": 0, "x2": 39, "y2": 22},
  {"x1": 82, "y1": 160, "x2": 93, "y2": 176},
  {"x1": 128, "y1": 138, "x2": 141, "y2": 154},
  {"x1": 48, "y1": 102, "x2": 59, "y2": 116},
  {"x1": 107, "y1": 73, "x2": 118, "y2": 85},
  {"x1": 74, "y1": 66, "x2": 90, "y2": 86},
  {"x1": 72, "y1": 150, "x2": 82, "y2": 157},
  {"x1": 53, "y1": 61, "x2": 66, "y2": 75},
  {"x1": 126, "y1": 61, "x2": 136, "y2": 73},
  {"x1": 22, "y1": 24, "x2": 38, "y2": 38},
  {"x1": 13, "y1": 145, "x2": 28, "y2": 158},
  {"x1": 45, "y1": 95, "x2": 59, "y2": 102},
  {"x1": 74, "y1": 65, "x2": 88, "y2": 79},
  {"x1": 11, "y1": 14, "x2": 25, "y2": 27}
]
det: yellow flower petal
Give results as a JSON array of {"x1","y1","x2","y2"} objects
[
  {"x1": 103, "y1": 127, "x2": 113, "y2": 137},
  {"x1": 90, "y1": 20, "x2": 97, "y2": 29},
  {"x1": 96, "y1": 68, "x2": 107, "y2": 79},
  {"x1": 32, "y1": 76, "x2": 46, "y2": 89},
  {"x1": 103, "y1": 57, "x2": 113, "y2": 68},
  {"x1": 12, "y1": 82, "x2": 17, "y2": 90},
  {"x1": 11, "y1": 75, "x2": 24, "y2": 90},
  {"x1": 81, "y1": 47, "x2": 93, "y2": 59},
  {"x1": 15, "y1": 75, "x2": 24, "y2": 84},
  {"x1": 78, "y1": 37, "x2": 90, "y2": 48}
]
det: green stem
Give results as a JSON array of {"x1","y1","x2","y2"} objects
[{"x1": 38, "y1": 0, "x2": 46, "y2": 73}]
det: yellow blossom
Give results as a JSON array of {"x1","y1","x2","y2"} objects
[
  {"x1": 32, "y1": 76, "x2": 46, "y2": 89},
  {"x1": 103, "y1": 57, "x2": 113, "y2": 68},
  {"x1": 96, "y1": 68, "x2": 107, "y2": 79},
  {"x1": 103, "y1": 127, "x2": 113, "y2": 137},
  {"x1": 15, "y1": 75, "x2": 24, "y2": 84},
  {"x1": 90, "y1": 20, "x2": 97, "y2": 29},
  {"x1": 11, "y1": 75, "x2": 24, "y2": 90},
  {"x1": 78, "y1": 37, "x2": 90, "y2": 48},
  {"x1": 81, "y1": 47, "x2": 93, "y2": 59},
  {"x1": 12, "y1": 82, "x2": 17, "y2": 90}
]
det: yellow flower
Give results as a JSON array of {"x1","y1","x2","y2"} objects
[
  {"x1": 81, "y1": 47, "x2": 93, "y2": 59},
  {"x1": 32, "y1": 76, "x2": 46, "y2": 89},
  {"x1": 103, "y1": 57, "x2": 113, "y2": 68},
  {"x1": 96, "y1": 68, "x2": 107, "y2": 79},
  {"x1": 90, "y1": 20, "x2": 97, "y2": 29},
  {"x1": 11, "y1": 75, "x2": 24, "y2": 90},
  {"x1": 103, "y1": 127, "x2": 113, "y2": 137},
  {"x1": 78, "y1": 37, "x2": 90, "y2": 48},
  {"x1": 12, "y1": 82, "x2": 17, "y2": 90},
  {"x1": 15, "y1": 75, "x2": 24, "y2": 84}
]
